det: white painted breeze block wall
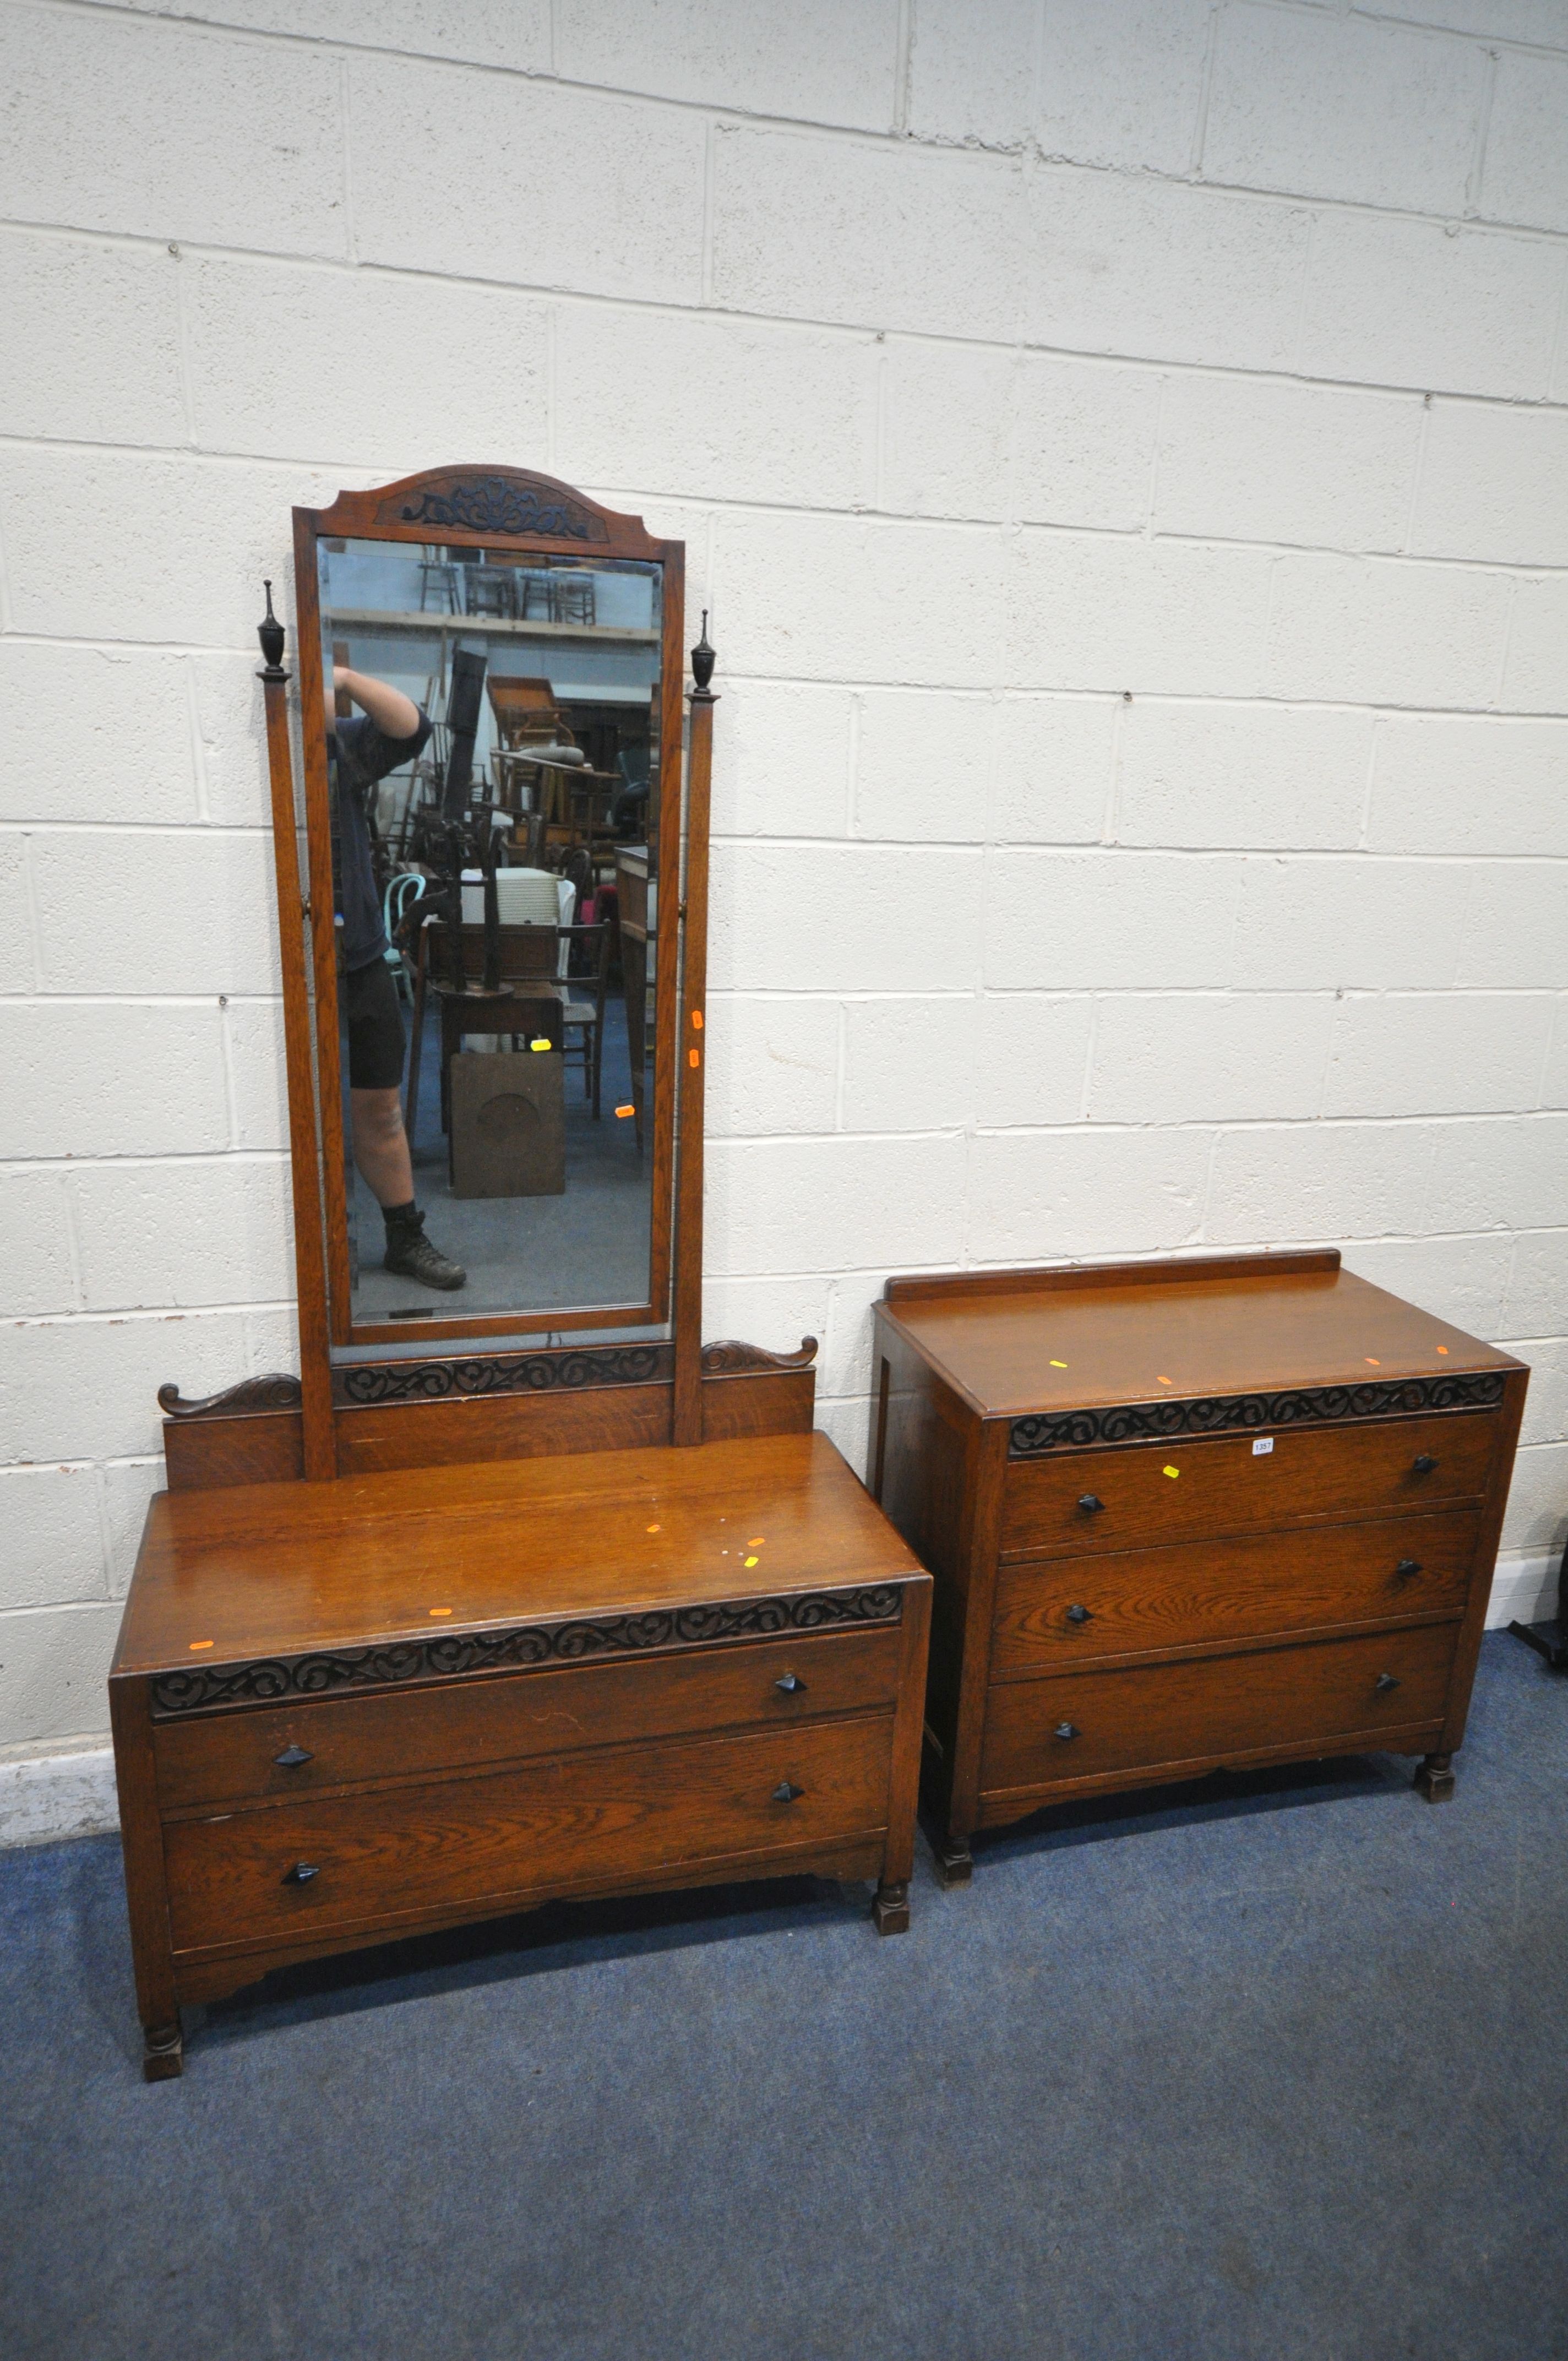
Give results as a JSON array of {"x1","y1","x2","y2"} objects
[{"x1": 3, "y1": 0, "x2": 1567, "y2": 1817}]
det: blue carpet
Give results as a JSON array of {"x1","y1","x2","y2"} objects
[{"x1": 2, "y1": 1633, "x2": 1565, "y2": 2361}]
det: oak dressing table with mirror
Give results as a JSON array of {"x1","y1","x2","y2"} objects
[{"x1": 110, "y1": 468, "x2": 930, "y2": 2080}]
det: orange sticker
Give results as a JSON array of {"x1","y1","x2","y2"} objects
[
  {"x1": 688, "y1": 1048, "x2": 700, "y2": 1068},
  {"x1": 748, "y1": 1537, "x2": 765, "y2": 1547},
  {"x1": 1157, "y1": 1375, "x2": 1172, "y2": 1386},
  {"x1": 615, "y1": 1103, "x2": 635, "y2": 1118},
  {"x1": 647, "y1": 1522, "x2": 661, "y2": 1533},
  {"x1": 188, "y1": 1640, "x2": 214, "y2": 1652},
  {"x1": 692, "y1": 1011, "x2": 704, "y2": 1030},
  {"x1": 428, "y1": 1607, "x2": 452, "y2": 1618},
  {"x1": 1436, "y1": 1345, "x2": 1449, "y2": 1356},
  {"x1": 1365, "y1": 1357, "x2": 1381, "y2": 1367}
]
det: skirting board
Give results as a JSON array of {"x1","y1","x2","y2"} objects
[{"x1": 2, "y1": 1556, "x2": 1561, "y2": 1850}]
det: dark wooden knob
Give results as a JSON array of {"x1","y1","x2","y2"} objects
[
  {"x1": 1065, "y1": 1604, "x2": 1093, "y2": 1625},
  {"x1": 1394, "y1": 1559, "x2": 1422, "y2": 1580},
  {"x1": 1412, "y1": 1454, "x2": 1438, "y2": 1474},
  {"x1": 1077, "y1": 1494, "x2": 1104, "y2": 1514},
  {"x1": 273, "y1": 1743, "x2": 313, "y2": 1768},
  {"x1": 1374, "y1": 1673, "x2": 1401, "y2": 1694},
  {"x1": 282, "y1": 1861, "x2": 319, "y2": 1884},
  {"x1": 1054, "y1": 1722, "x2": 1080, "y2": 1741},
  {"x1": 771, "y1": 1780, "x2": 803, "y2": 1803},
  {"x1": 774, "y1": 1673, "x2": 805, "y2": 1695}
]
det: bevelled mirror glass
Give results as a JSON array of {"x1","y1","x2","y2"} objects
[{"x1": 291, "y1": 474, "x2": 684, "y2": 1351}]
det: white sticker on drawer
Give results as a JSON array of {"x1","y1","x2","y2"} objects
[{"x1": 1253, "y1": 1437, "x2": 1274, "y2": 1455}]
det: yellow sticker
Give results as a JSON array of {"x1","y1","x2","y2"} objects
[
  {"x1": 647, "y1": 1522, "x2": 661, "y2": 1534},
  {"x1": 428, "y1": 1607, "x2": 452, "y2": 1618},
  {"x1": 744, "y1": 1555, "x2": 759, "y2": 1568},
  {"x1": 1049, "y1": 1359, "x2": 1068, "y2": 1369},
  {"x1": 530, "y1": 1037, "x2": 552, "y2": 1052},
  {"x1": 188, "y1": 1640, "x2": 214, "y2": 1651},
  {"x1": 1163, "y1": 1465, "x2": 1180, "y2": 1479}
]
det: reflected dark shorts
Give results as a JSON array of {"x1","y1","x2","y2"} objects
[{"x1": 344, "y1": 955, "x2": 407, "y2": 1092}]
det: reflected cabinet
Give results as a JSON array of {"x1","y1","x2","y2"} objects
[{"x1": 109, "y1": 470, "x2": 930, "y2": 2079}]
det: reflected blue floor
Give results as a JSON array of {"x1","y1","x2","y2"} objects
[{"x1": 2, "y1": 1634, "x2": 1565, "y2": 2360}]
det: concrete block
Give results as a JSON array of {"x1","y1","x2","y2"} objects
[
  {"x1": 3, "y1": 1172, "x2": 79, "y2": 1319},
  {"x1": 712, "y1": 678, "x2": 853, "y2": 841},
  {"x1": 1428, "y1": 1113, "x2": 1568, "y2": 1234},
  {"x1": 1023, "y1": 167, "x2": 1313, "y2": 374},
  {"x1": 704, "y1": 995, "x2": 839, "y2": 1138},
  {"x1": 968, "y1": 1127, "x2": 1211, "y2": 1262},
  {"x1": 822, "y1": 1270, "x2": 890, "y2": 1405},
  {"x1": 350, "y1": 53, "x2": 705, "y2": 303},
  {"x1": 711, "y1": 509, "x2": 1011, "y2": 688},
  {"x1": 709, "y1": 844, "x2": 982, "y2": 995},
  {"x1": 856, "y1": 689, "x2": 995, "y2": 841},
  {"x1": 0, "y1": 1308, "x2": 258, "y2": 1462},
  {"x1": 977, "y1": 995, "x2": 1094, "y2": 1127},
  {"x1": 0, "y1": 1467, "x2": 107, "y2": 1612},
  {"x1": 0, "y1": 1603, "x2": 123, "y2": 1750},
  {"x1": 1037, "y1": 0, "x2": 1212, "y2": 175},
  {"x1": 1089, "y1": 991, "x2": 1336, "y2": 1124},
  {"x1": 1542, "y1": 998, "x2": 1568, "y2": 1109},
  {"x1": 224, "y1": 998, "x2": 290, "y2": 1152},
  {"x1": 1011, "y1": 532, "x2": 1273, "y2": 699},
  {"x1": 880, "y1": 342, "x2": 1016, "y2": 524},
  {"x1": 985, "y1": 852, "x2": 1241, "y2": 989},
  {"x1": 186, "y1": 257, "x2": 551, "y2": 473},
  {"x1": 1205, "y1": 4, "x2": 1484, "y2": 214},
  {"x1": 1507, "y1": 1336, "x2": 1568, "y2": 1448},
  {"x1": 1154, "y1": 376, "x2": 1423, "y2": 553},
  {"x1": 190, "y1": 652, "x2": 276, "y2": 831},
  {"x1": 0, "y1": 228, "x2": 183, "y2": 447},
  {"x1": 1265, "y1": 555, "x2": 1512, "y2": 711},
  {"x1": 116, "y1": 0, "x2": 550, "y2": 66},
  {"x1": 100, "y1": 1460, "x2": 162, "y2": 1601},
  {"x1": 1299, "y1": 213, "x2": 1560, "y2": 400},
  {"x1": 1457, "y1": 862, "x2": 1568, "y2": 989},
  {"x1": 990, "y1": 697, "x2": 1117, "y2": 846},
  {"x1": 557, "y1": 0, "x2": 901, "y2": 130},
  {"x1": 840, "y1": 996, "x2": 976, "y2": 1132},
  {"x1": 712, "y1": 126, "x2": 1028, "y2": 345},
  {"x1": 29, "y1": 829, "x2": 279, "y2": 999},
  {"x1": 70, "y1": 1155, "x2": 293, "y2": 1313},
  {"x1": 1117, "y1": 700, "x2": 1374, "y2": 852},
  {"x1": 1323, "y1": 992, "x2": 1555, "y2": 1119},
  {"x1": 1500, "y1": 1439, "x2": 1568, "y2": 1557},
  {"x1": 0, "y1": 1744, "x2": 118, "y2": 1848},
  {"x1": 1368, "y1": 715, "x2": 1568, "y2": 858},
  {"x1": 0, "y1": 645, "x2": 200, "y2": 829},
  {"x1": 704, "y1": 1133, "x2": 968, "y2": 1276},
  {"x1": 1339, "y1": 1231, "x2": 1515, "y2": 1340},
  {"x1": 1370, "y1": 1, "x2": 1568, "y2": 41},
  {"x1": 1502, "y1": 577, "x2": 1568, "y2": 712},
  {"x1": 1505, "y1": 1230, "x2": 1568, "y2": 1337},
  {"x1": 0, "y1": 447, "x2": 339, "y2": 650},
  {"x1": 0, "y1": 835, "x2": 33, "y2": 995},
  {"x1": 907, "y1": 0, "x2": 1036, "y2": 148},
  {"x1": 1411, "y1": 402, "x2": 1568, "y2": 568},
  {"x1": 558, "y1": 309, "x2": 876, "y2": 515},
  {"x1": 0, "y1": 6, "x2": 345, "y2": 256},
  {"x1": 1231, "y1": 857, "x2": 1472, "y2": 991},
  {"x1": 813, "y1": 1394, "x2": 876, "y2": 1486},
  {"x1": 700, "y1": 1272, "x2": 831, "y2": 1367},
  {"x1": 0, "y1": 1002, "x2": 230, "y2": 1158},
  {"x1": 1480, "y1": 48, "x2": 1568, "y2": 232},
  {"x1": 1207, "y1": 1120, "x2": 1438, "y2": 1246}
]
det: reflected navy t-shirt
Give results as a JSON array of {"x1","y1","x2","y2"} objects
[{"x1": 328, "y1": 708, "x2": 432, "y2": 973}]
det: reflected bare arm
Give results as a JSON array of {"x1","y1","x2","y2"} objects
[{"x1": 330, "y1": 666, "x2": 421, "y2": 739}]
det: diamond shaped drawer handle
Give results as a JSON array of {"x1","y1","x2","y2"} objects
[
  {"x1": 771, "y1": 1780, "x2": 804, "y2": 1803},
  {"x1": 774, "y1": 1673, "x2": 806, "y2": 1695},
  {"x1": 1054, "y1": 1722, "x2": 1080, "y2": 1742},
  {"x1": 281, "y1": 1860, "x2": 319, "y2": 1884},
  {"x1": 273, "y1": 1743, "x2": 313, "y2": 1769}
]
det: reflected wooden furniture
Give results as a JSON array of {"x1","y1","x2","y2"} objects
[
  {"x1": 112, "y1": 1434, "x2": 929, "y2": 2080},
  {"x1": 872, "y1": 1250, "x2": 1527, "y2": 1884}
]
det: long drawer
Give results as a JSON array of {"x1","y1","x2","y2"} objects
[
  {"x1": 154, "y1": 1623, "x2": 902, "y2": 1813},
  {"x1": 164, "y1": 1712, "x2": 895, "y2": 1955},
  {"x1": 990, "y1": 1508, "x2": 1479, "y2": 1676},
  {"x1": 979, "y1": 1621, "x2": 1458, "y2": 1798},
  {"x1": 1001, "y1": 1412, "x2": 1496, "y2": 1561}
]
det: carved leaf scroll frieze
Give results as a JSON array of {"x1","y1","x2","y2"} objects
[{"x1": 1008, "y1": 1370, "x2": 1507, "y2": 1458}]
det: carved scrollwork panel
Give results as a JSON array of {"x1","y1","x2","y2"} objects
[
  {"x1": 393, "y1": 475, "x2": 607, "y2": 542},
  {"x1": 1008, "y1": 1370, "x2": 1507, "y2": 1457},
  {"x1": 333, "y1": 1344, "x2": 671, "y2": 1406}
]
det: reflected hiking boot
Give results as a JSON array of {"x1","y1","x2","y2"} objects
[{"x1": 383, "y1": 1204, "x2": 466, "y2": 1291}]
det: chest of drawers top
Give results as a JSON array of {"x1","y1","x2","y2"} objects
[{"x1": 875, "y1": 1249, "x2": 1518, "y2": 1444}]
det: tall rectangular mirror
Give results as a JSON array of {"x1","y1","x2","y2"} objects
[{"x1": 290, "y1": 474, "x2": 685, "y2": 1350}]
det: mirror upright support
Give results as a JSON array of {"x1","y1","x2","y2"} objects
[{"x1": 672, "y1": 616, "x2": 716, "y2": 1446}]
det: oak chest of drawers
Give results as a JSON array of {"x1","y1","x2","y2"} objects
[
  {"x1": 111, "y1": 1433, "x2": 930, "y2": 2076},
  {"x1": 870, "y1": 1250, "x2": 1526, "y2": 1883}
]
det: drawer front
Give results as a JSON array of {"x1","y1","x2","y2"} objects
[
  {"x1": 981, "y1": 1622, "x2": 1458, "y2": 1798},
  {"x1": 1002, "y1": 1412, "x2": 1496, "y2": 1562},
  {"x1": 164, "y1": 1712, "x2": 895, "y2": 1955},
  {"x1": 154, "y1": 1623, "x2": 902, "y2": 1813},
  {"x1": 991, "y1": 1508, "x2": 1479, "y2": 1676}
]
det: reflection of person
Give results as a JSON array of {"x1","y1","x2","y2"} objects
[{"x1": 328, "y1": 666, "x2": 466, "y2": 1291}]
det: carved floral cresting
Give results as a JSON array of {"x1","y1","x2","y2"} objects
[
  {"x1": 1008, "y1": 1371, "x2": 1507, "y2": 1457},
  {"x1": 149, "y1": 1586, "x2": 905, "y2": 1716},
  {"x1": 396, "y1": 477, "x2": 601, "y2": 540}
]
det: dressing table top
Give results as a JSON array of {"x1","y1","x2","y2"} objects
[
  {"x1": 878, "y1": 1256, "x2": 1520, "y2": 1421},
  {"x1": 116, "y1": 1433, "x2": 923, "y2": 1680}
]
